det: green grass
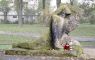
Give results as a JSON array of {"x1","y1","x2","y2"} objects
[
  {"x1": 0, "y1": 35, "x2": 32, "y2": 44},
  {"x1": 80, "y1": 41, "x2": 95, "y2": 46},
  {"x1": 0, "y1": 24, "x2": 95, "y2": 37},
  {"x1": 0, "y1": 24, "x2": 48, "y2": 33},
  {"x1": 0, "y1": 24, "x2": 95, "y2": 49},
  {"x1": 0, "y1": 45, "x2": 12, "y2": 49},
  {"x1": 70, "y1": 24, "x2": 95, "y2": 37},
  {"x1": 0, "y1": 35, "x2": 34, "y2": 49}
]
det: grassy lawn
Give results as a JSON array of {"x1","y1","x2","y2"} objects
[
  {"x1": 0, "y1": 24, "x2": 48, "y2": 34},
  {"x1": 80, "y1": 41, "x2": 95, "y2": 46},
  {"x1": 0, "y1": 24, "x2": 95, "y2": 49},
  {"x1": 0, "y1": 35, "x2": 32, "y2": 44},
  {"x1": 0, "y1": 45, "x2": 12, "y2": 49},
  {"x1": 0, "y1": 24, "x2": 95, "y2": 37},
  {"x1": 70, "y1": 24, "x2": 95, "y2": 37},
  {"x1": 0, "y1": 35, "x2": 34, "y2": 49}
]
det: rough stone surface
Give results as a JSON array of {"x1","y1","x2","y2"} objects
[
  {"x1": 0, "y1": 56, "x2": 94, "y2": 60},
  {"x1": 50, "y1": 4, "x2": 80, "y2": 50}
]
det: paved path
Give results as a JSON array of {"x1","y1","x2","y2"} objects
[
  {"x1": 83, "y1": 47, "x2": 95, "y2": 58},
  {"x1": 0, "y1": 56, "x2": 89, "y2": 60},
  {"x1": 74, "y1": 37, "x2": 95, "y2": 41},
  {"x1": 0, "y1": 31, "x2": 40, "y2": 38},
  {"x1": 0, "y1": 31, "x2": 95, "y2": 42}
]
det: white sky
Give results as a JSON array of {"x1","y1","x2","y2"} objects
[
  {"x1": 50, "y1": 0, "x2": 85, "y2": 11},
  {"x1": 50, "y1": 0, "x2": 71, "y2": 11},
  {"x1": 51, "y1": 0, "x2": 83, "y2": 6}
]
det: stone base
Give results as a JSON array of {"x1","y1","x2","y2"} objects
[
  {"x1": 0, "y1": 56, "x2": 90, "y2": 60},
  {"x1": 5, "y1": 49, "x2": 76, "y2": 57},
  {"x1": 3, "y1": 53, "x2": 95, "y2": 60},
  {"x1": 4, "y1": 48, "x2": 95, "y2": 60},
  {"x1": 54, "y1": 34, "x2": 83, "y2": 57}
]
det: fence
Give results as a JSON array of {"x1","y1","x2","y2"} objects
[{"x1": 0, "y1": 14, "x2": 42, "y2": 24}]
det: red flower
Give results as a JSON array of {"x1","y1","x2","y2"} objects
[{"x1": 64, "y1": 43, "x2": 70, "y2": 50}]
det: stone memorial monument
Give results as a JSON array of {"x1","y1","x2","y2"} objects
[
  {"x1": 49, "y1": 4, "x2": 83, "y2": 56},
  {"x1": 8, "y1": 4, "x2": 83, "y2": 57}
]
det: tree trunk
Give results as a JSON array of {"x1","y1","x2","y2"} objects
[
  {"x1": 56, "y1": 0, "x2": 61, "y2": 8},
  {"x1": 42, "y1": 0, "x2": 46, "y2": 24},
  {"x1": 70, "y1": 0, "x2": 77, "y2": 5},
  {"x1": 42, "y1": 0, "x2": 45, "y2": 9},
  {"x1": 70, "y1": 0, "x2": 73, "y2": 5},
  {"x1": 4, "y1": 12, "x2": 7, "y2": 23},
  {"x1": 18, "y1": 0, "x2": 23, "y2": 27}
]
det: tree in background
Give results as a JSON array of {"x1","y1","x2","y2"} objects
[
  {"x1": 89, "y1": 4, "x2": 95, "y2": 24},
  {"x1": 14, "y1": 0, "x2": 23, "y2": 26},
  {"x1": 0, "y1": 0, "x2": 10, "y2": 23},
  {"x1": 37, "y1": 0, "x2": 51, "y2": 25},
  {"x1": 37, "y1": 0, "x2": 44, "y2": 23},
  {"x1": 79, "y1": 0, "x2": 95, "y2": 24},
  {"x1": 70, "y1": 0, "x2": 78, "y2": 5},
  {"x1": 56, "y1": 0, "x2": 61, "y2": 8},
  {"x1": 42, "y1": 0, "x2": 46, "y2": 24},
  {"x1": 44, "y1": 0, "x2": 51, "y2": 25}
]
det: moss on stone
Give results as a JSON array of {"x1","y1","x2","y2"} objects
[
  {"x1": 12, "y1": 32, "x2": 52, "y2": 50},
  {"x1": 53, "y1": 4, "x2": 81, "y2": 15},
  {"x1": 72, "y1": 45, "x2": 83, "y2": 57},
  {"x1": 11, "y1": 4, "x2": 83, "y2": 57},
  {"x1": 52, "y1": 15, "x2": 61, "y2": 23},
  {"x1": 5, "y1": 49, "x2": 77, "y2": 57}
]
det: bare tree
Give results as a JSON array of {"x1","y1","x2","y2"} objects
[
  {"x1": 42, "y1": 0, "x2": 46, "y2": 24},
  {"x1": 0, "y1": 0, "x2": 10, "y2": 23},
  {"x1": 42, "y1": 0, "x2": 46, "y2": 9},
  {"x1": 56, "y1": 0, "x2": 61, "y2": 8},
  {"x1": 70, "y1": 0, "x2": 73, "y2": 5},
  {"x1": 14, "y1": 0, "x2": 23, "y2": 26},
  {"x1": 70, "y1": 0, "x2": 78, "y2": 5}
]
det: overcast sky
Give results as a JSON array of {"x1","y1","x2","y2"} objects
[
  {"x1": 50, "y1": 0, "x2": 72, "y2": 11},
  {"x1": 51, "y1": 0, "x2": 83, "y2": 6},
  {"x1": 50, "y1": 0, "x2": 87, "y2": 11}
]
